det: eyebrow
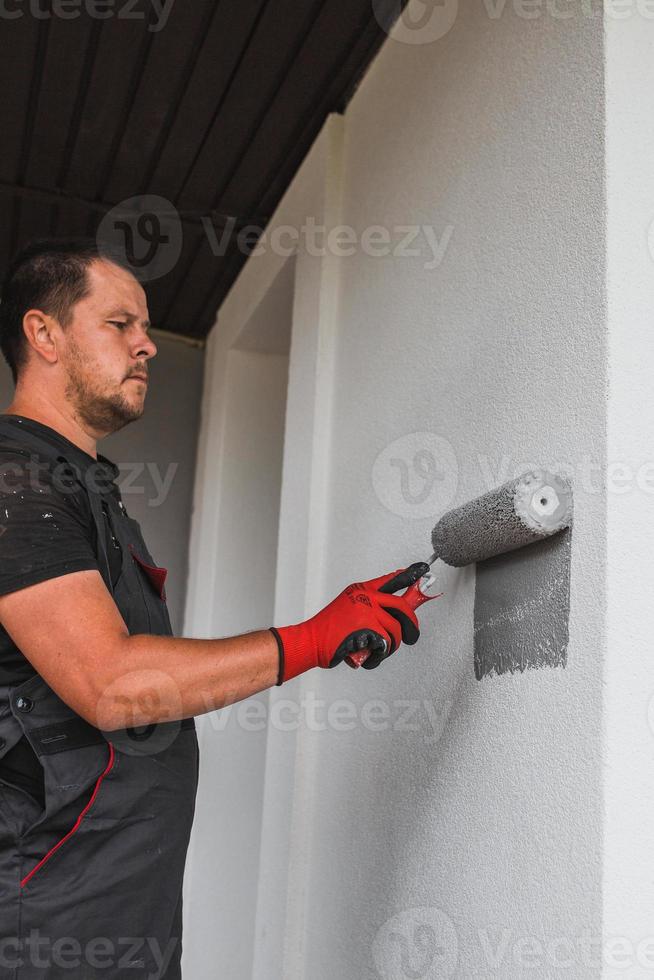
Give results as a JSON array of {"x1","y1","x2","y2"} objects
[{"x1": 104, "y1": 309, "x2": 151, "y2": 329}]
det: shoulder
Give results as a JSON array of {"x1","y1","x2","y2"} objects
[{"x1": 0, "y1": 443, "x2": 92, "y2": 522}]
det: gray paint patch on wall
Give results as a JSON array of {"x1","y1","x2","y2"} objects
[{"x1": 473, "y1": 528, "x2": 572, "y2": 680}]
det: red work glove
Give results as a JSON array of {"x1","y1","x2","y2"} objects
[{"x1": 270, "y1": 566, "x2": 425, "y2": 685}]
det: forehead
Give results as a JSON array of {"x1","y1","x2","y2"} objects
[{"x1": 81, "y1": 260, "x2": 148, "y2": 318}]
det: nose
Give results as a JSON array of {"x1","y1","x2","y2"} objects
[{"x1": 133, "y1": 331, "x2": 157, "y2": 360}]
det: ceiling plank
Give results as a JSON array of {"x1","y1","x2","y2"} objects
[
  {"x1": 101, "y1": 0, "x2": 215, "y2": 204},
  {"x1": 0, "y1": 17, "x2": 41, "y2": 182},
  {"x1": 167, "y1": 0, "x2": 395, "y2": 334},
  {"x1": 62, "y1": 8, "x2": 156, "y2": 202},
  {"x1": 145, "y1": 0, "x2": 270, "y2": 206},
  {"x1": 0, "y1": 0, "x2": 407, "y2": 340},
  {"x1": 176, "y1": 0, "x2": 327, "y2": 212},
  {"x1": 24, "y1": 15, "x2": 97, "y2": 190}
]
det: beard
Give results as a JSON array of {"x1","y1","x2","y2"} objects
[{"x1": 63, "y1": 338, "x2": 144, "y2": 433}]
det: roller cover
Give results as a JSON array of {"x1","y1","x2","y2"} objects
[{"x1": 430, "y1": 470, "x2": 573, "y2": 567}]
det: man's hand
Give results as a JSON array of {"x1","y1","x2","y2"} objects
[
  {"x1": 270, "y1": 567, "x2": 422, "y2": 684},
  {"x1": 0, "y1": 565, "x2": 426, "y2": 725}
]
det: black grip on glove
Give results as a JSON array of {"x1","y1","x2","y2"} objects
[{"x1": 361, "y1": 561, "x2": 428, "y2": 669}]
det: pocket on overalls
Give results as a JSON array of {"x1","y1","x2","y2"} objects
[
  {"x1": 0, "y1": 713, "x2": 45, "y2": 839},
  {"x1": 18, "y1": 740, "x2": 117, "y2": 889},
  {"x1": 3, "y1": 675, "x2": 114, "y2": 856},
  {"x1": 129, "y1": 543, "x2": 168, "y2": 601},
  {"x1": 0, "y1": 774, "x2": 44, "y2": 842}
]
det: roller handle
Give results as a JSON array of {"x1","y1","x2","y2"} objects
[
  {"x1": 345, "y1": 561, "x2": 442, "y2": 669},
  {"x1": 378, "y1": 562, "x2": 430, "y2": 594}
]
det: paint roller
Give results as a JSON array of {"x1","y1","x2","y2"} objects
[{"x1": 347, "y1": 469, "x2": 573, "y2": 668}]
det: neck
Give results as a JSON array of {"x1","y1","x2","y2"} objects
[{"x1": 3, "y1": 390, "x2": 99, "y2": 460}]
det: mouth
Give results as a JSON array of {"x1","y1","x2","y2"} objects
[{"x1": 127, "y1": 376, "x2": 148, "y2": 384}]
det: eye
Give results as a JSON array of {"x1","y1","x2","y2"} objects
[{"x1": 108, "y1": 321, "x2": 128, "y2": 330}]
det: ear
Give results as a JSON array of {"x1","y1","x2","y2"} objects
[{"x1": 22, "y1": 310, "x2": 60, "y2": 366}]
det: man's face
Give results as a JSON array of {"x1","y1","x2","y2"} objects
[{"x1": 59, "y1": 259, "x2": 157, "y2": 434}]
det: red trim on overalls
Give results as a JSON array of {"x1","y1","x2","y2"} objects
[
  {"x1": 20, "y1": 742, "x2": 116, "y2": 888},
  {"x1": 128, "y1": 543, "x2": 168, "y2": 601}
]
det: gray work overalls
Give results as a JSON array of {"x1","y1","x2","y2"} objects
[{"x1": 0, "y1": 418, "x2": 199, "y2": 980}]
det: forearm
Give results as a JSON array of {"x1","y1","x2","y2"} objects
[
  {"x1": 89, "y1": 564, "x2": 429, "y2": 730},
  {"x1": 94, "y1": 629, "x2": 280, "y2": 730}
]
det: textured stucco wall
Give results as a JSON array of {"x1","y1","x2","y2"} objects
[
  {"x1": 185, "y1": 3, "x2": 607, "y2": 978},
  {"x1": 287, "y1": 6, "x2": 605, "y2": 979},
  {"x1": 604, "y1": 10, "x2": 654, "y2": 980}
]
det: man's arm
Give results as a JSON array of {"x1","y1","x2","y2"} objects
[
  {"x1": 0, "y1": 569, "x2": 279, "y2": 730},
  {"x1": 0, "y1": 563, "x2": 423, "y2": 730}
]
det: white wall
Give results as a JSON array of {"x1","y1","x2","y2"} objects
[
  {"x1": 186, "y1": 3, "x2": 608, "y2": 978},
  {"x1": 604, "y1": 10, "x2": 654, "y2": 980},
  {"x1": 182, "y1": 261, "x2": 292, "y2": 978},
  {"x1": 298, "y1": 8, "x2": 605, "y2": 979}
]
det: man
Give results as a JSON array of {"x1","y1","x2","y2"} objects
[{"x1": 0, "y1": 238, "x2": 425, "y2": 979}]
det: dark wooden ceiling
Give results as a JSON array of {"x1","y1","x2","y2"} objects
[{"x1": 0, "y1": 0, "x2": 407, "y2": 341}]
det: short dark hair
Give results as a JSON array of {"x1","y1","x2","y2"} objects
[{"x1": 0, "y1": 237, "x2": 131, "y2": 384}]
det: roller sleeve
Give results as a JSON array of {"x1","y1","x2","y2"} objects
[{"x1": 430, "y1": 469, "x2": 573, "y2": 567}]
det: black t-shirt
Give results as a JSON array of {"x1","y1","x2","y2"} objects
[{"x1": 0, "y1": 415, "x2": 124, "y2": 804}]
